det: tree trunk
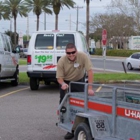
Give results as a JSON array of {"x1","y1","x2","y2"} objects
[
  {"x1": 86, "y1": 0, "x2": 90, "y2": 47},
  {"x1": 55, "y1": 14, "x2": 58, "y2": 30},
  {"x1": 14, "y1": 17, "x2": 17, "y2": 47},
  {"x1": 37, "y1": 15, "x2": 39, "y2": 31}
]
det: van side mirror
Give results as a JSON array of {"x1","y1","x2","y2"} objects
[{"x1": 15, "y1": 46, "x2": 20, "y2": 53}]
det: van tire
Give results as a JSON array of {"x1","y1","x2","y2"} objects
[
  {"x1": 30, "y1": 78, "x2": 39, "y2": 90},
  {"x1": 45, "y1": 81, "x2": 50, "y2": 85},
  {"x1": 74, "y1": 122, "x2": 92, "y2": 140},
  {"x1": 11, "y1": 69, "x2": 19, "y2": 86}
]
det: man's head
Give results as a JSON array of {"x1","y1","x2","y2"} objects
[{"x1": 65, "y1": 43, "x2": 77, "y2": 61}]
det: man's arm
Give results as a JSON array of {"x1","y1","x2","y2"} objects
[
  {"x1": 87, "y1": 69, "x2": 94, "y2": 95},
  {"x1": 57, "y1": 78, "x2": 65, "y2": 85},
  {"x1": 57, "y1": 78, "x2": 69, "y2": 90},
  {"x1": 88, "y1": 69, "x2": 93, "y2": 86}
]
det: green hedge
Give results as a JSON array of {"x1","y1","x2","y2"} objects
[{"x1": 94, "y1": 49, "x2": 140, "y2": 57}]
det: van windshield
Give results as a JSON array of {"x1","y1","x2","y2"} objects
[
  {"x1": 35, "y1": 34, "x2": 54, "y2": 50},
  {"x1": 56, "y1": 34, "x2": 75, "y2": 50}
]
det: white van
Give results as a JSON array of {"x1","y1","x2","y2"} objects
[
  {"x1": 0, "y1": 32, "x2": 19, "y2": 86},
  {"x1": 27, "y1": 30, "x2": 90, "y2": 90}
]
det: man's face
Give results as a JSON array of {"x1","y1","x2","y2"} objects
[{"x1": 66, "y1": 48, "x2": 77, "y2": 61}]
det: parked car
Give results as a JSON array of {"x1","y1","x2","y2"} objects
[
  {"x1": 27, "y1": 30, "x2": 90, "y2": 90},
  {"x1": 106, "y1": 46, "x2": 113, "y2": 49},
  {"x1": 0, "y1": 32, "x2": 19, "y2": 86},
  {"x1": 125, "y1": 52, "x2": 140, "y2": 70},
  {"x1": 19, "y1": 48, "x2": 28, "y2": 58}
]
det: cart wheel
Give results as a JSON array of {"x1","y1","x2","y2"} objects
[{"x1": 74, "y1": 122, "x2": 92, "y2": 140}]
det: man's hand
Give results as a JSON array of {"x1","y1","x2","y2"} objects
[
  {"x1": 61, "y1": 83, "x2": 69, "y2": 90},
  {"x1": 88, "y1": 89, "x2": 94, "y2": 96}
]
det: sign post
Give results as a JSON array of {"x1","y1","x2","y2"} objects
[{"x1": 102, "y1": 29, "x2": 107, "y2": 72}]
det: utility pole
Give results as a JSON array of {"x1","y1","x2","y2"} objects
[
  {"x1": 69, "y1": 14, "x2": 71, "y2": 30},
  {"x1": 27, "y1": 15, "x2": 29, "y2": 41},
  {"x1": 44, "y1": 12, "x2": 46, "y2": 30},
  {"x1": 74, "y1": 6, "x2": 83, "y2": 31},
  {"x1": 10, "y1": 18, "x2": 12, "y2": 38}
]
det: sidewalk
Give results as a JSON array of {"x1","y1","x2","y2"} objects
[
  {"x1": 93, "y1": 68, "x2": 117, "y2": 73},
  {"x1": 90, "y1": 55, "x2": 127, "y2": 60}
]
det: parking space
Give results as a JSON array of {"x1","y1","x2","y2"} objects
[
  {"x1": 0, "y1": 84, "x2": 66, "y2": 140},
  {"x1": 0, "y1": 82, "x2": 139, "y2": 140}
]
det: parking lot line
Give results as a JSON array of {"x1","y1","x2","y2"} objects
[
  {"x1": 96, "y1": 84, "x2": 104, "y2": 92},
  {"x1": 0, "y1": 87, "x2": 29, "y2": 98}
]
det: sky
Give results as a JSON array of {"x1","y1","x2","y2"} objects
[{"x1": 0, "y1": 0, "x2": 112, "y2": 36}]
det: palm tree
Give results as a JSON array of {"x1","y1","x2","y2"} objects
[
  {"x1": 3, "y1": 0, "x2": 28, "y2": 46},
  {"x1": 24, "y1": 0, "x2": 52, "y2": 31},
  {"x1": 84, "y1": 0, "x2": 91, "y2": 47},
  {"x1": 50, "y1": 0, "x2": 75, "y2": 30},
  {"x1": 0, "y1": 1, "x2": 10, "y2": 20},
  {"x1": 84, "y1": 0, "x2": 101, "y2": 47}
]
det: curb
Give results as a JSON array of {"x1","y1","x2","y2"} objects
[
  {"x1": 90, "y1": 55, "x2": 127, "y2": 59},
  {"x1": 19, "y1": 80, "x2": 140, "y2": 86}
]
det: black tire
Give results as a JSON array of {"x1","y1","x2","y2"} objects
[
  {"x1": 127, "y1": 63, "x2": 133, "y2": 70},
  {"x1": 74, "y1": 123, "x2": 92, "y2": 140},
  {"x1": 45, "y1": 81, "x2": 50, "y2": 85},
  {"x1": 30, "y1": 78, "x2": 39, "y2": 90},
  {"x1": 11, "y1": 69, "x2": 19, "y2": 86}
]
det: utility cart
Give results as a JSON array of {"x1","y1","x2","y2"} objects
[{"x1": 56, "y1": 82, "x2": 140, "y2": 140}]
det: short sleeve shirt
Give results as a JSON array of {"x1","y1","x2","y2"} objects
[{"x1": 56, "y1": 52, "x2": 93, "y2": 81}]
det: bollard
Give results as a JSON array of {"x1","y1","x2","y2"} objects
[{"x1": 122, "y1": 62, "x2": 127, "y2": 73}]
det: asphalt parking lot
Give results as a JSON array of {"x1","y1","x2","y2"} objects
[
  {"x1": 0, "y1": 83, "x2": 67, "y2": 140},
  {"x1": 0, "y1": 81, "x2": 140, "y2": 140}
]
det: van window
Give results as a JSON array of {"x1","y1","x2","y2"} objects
[
  {"x1": 1, "y1": 34, "x2": 10, "y2": 52},
  {"x1": 5, "y1": 36, "x2": 11, "y2": 52},
  {"x1": 0, "y1": 35, "x2": 3, "y2": 48},
  {"x1": 56, "y1": 34, "x2": 75, "y2": 50},
  {"x1": 10, "y1": 40, "x2": 14, "y2": 51},
  {"x1": 35, "y1": 34, "x2": 54, "y2": 50}
]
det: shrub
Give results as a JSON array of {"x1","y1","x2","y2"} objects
[{"x1": 94, "y1": 49, "x2": 140, "y2": 57}]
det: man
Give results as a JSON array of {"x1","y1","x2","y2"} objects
[{"x1": 56, "y1": 43, "x2": 94, "y2": 139}]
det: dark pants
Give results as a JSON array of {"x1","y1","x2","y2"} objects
[{"x1": 59, "y1": 77, "x2": 85, "y2": 103}]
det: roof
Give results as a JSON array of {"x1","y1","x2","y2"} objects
[{"x1": 33, "y1": 30, "x2": 80, "y2": 33}]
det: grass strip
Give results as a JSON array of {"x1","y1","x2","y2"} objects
[
  {"x1": 19, "y1": 72, "x2": 140, "y2": 84},
  {"x1": 94, "y1": 73, "x2": 140, "y2": 83},
  {"x1": 19, "y1": 59, "x2": 27, "y2": 65}
]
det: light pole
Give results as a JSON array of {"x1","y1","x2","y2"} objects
[
  {"x1": 35, "y1": 20, "x2": 45, "y2": 30},
  {"x1": 74, "y1": 6, "x2": 83, "y2": 31},
  {"x1": 65, "y1": 20, "x2": 78, "y2": 31},
  {"x1": 65, "y1": 19, "x2": 72, "y2": 30},
  {"x1": 65, "y1": 19, "x2": 84, "y2": 31}
]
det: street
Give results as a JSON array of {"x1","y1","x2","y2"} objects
[{"x1": 91, "y1": 56, "x2": 140, "y2": 73}]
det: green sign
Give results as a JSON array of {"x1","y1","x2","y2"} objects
[{"x1": 35, "y1": 55, "x2": 52, "y2": 63}]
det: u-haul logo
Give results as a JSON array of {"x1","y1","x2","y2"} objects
[
  {"x1": 117, "y1": 107, "x2": 140, "y2": 121},
  {"x1": 125, "y1": 109, "x2": 140, "y2": 119}
]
